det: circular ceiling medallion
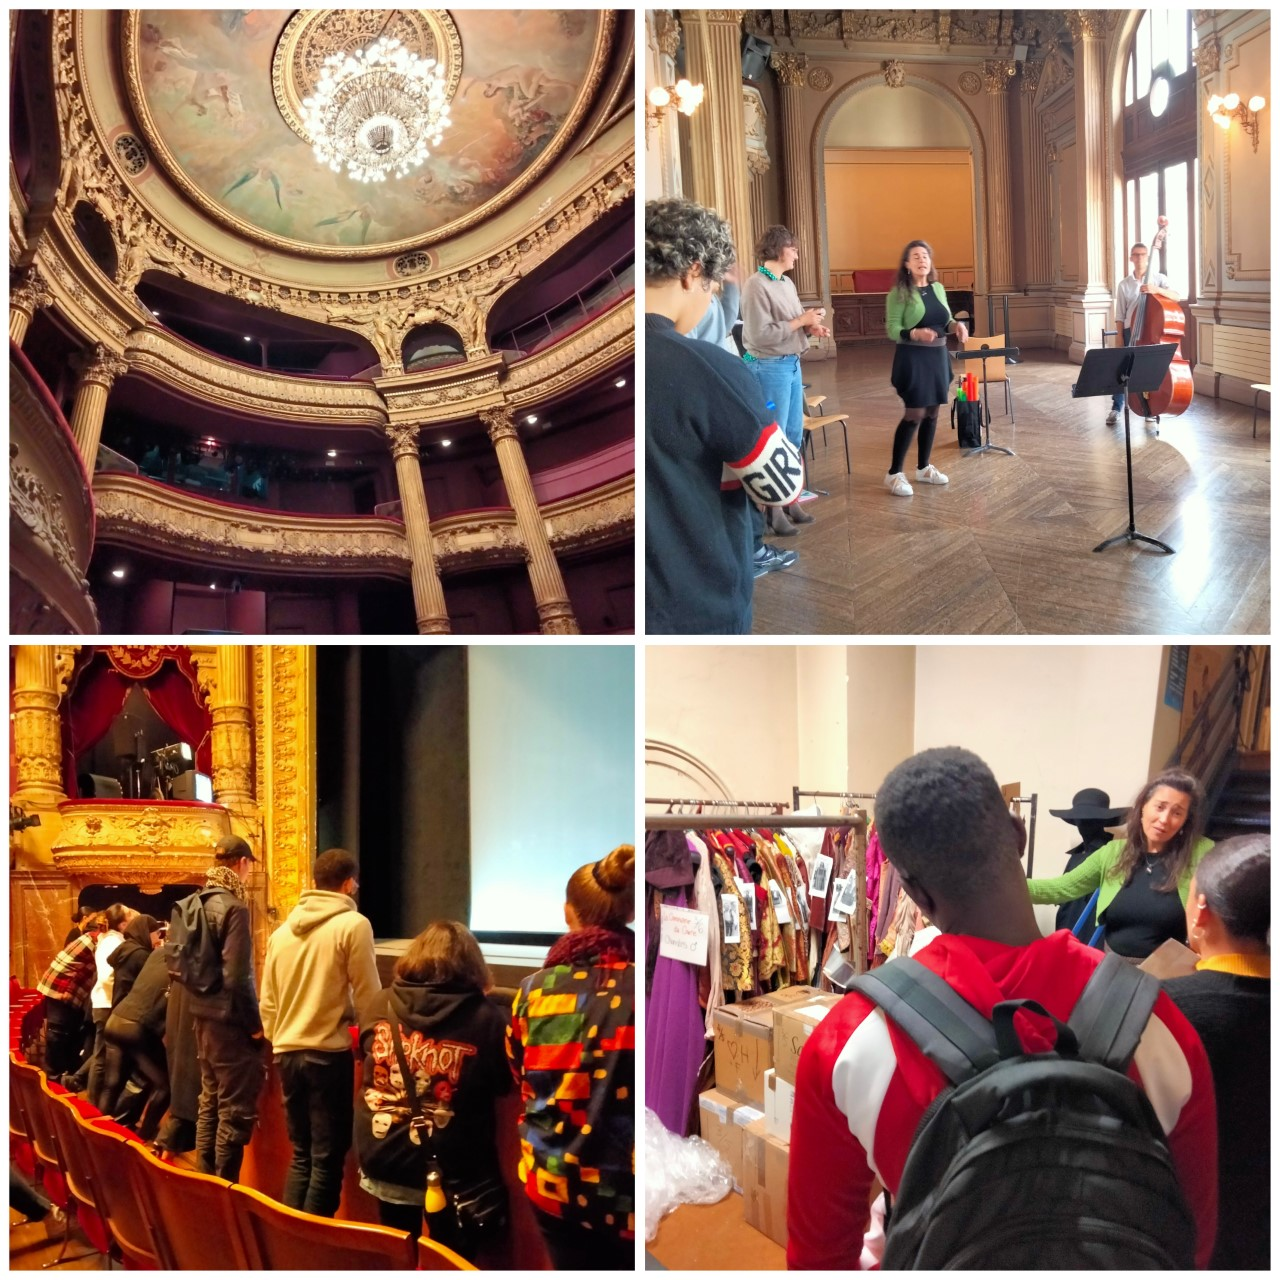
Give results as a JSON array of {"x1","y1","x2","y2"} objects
[{"x1": 271, "y1": 10, "x2": 463, "y2": 147}]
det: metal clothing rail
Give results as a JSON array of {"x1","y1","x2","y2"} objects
[
  {"x1": 792, "y1": 787, "x2": 876, "y2": 810},
  {"x1": 645, "y1": 811, "x2": 865, "y2": 831},
  {"x1": 645, "y1": 796, "x2": 790, "y2": 812},
  {"x1": 1011, "y1": 794, "x2": 1038, "y2": 877}
]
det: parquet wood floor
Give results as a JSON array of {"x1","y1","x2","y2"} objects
[{"x1": 750, "y1": 345, "x2": 1270, "y2": 635}]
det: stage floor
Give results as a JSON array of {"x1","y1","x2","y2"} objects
[{"x1": 750, "y1": 345, "x2": 1270, "y2": 635}]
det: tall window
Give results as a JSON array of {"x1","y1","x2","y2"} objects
[{"x1": 1121, "y1": 11, "x2": 1198, "y2": 360}]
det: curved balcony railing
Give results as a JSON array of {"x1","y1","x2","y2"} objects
[
  {"x1": 502, "y1": 302, "x2": 634, "y2": 407},
  {"x1": 492, "y1": 254, "x2": 634, "y2": 357}
]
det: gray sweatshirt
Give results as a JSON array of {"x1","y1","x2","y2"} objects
[{"x1": 740, "y1": 270, "x2": 809, "y2": 358}]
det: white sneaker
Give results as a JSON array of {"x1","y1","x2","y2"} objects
[
  {"x1": 1105, "y1": 410, "x2": 1118, "y2": 426},
  {"x1": 884, "y1": 471, "x2": 913, "y2": 496},
  {"x1": 1144, "y1": 416, "x2": 1158, "y2": 425},
  {"x1": 914, "y1": 464, "x2": 949, "y2": 485}
]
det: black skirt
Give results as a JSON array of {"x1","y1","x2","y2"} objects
[{"x1": 891, "y1": 341, "x2": 952, "y2": 409}]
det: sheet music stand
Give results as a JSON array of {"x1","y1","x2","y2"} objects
[
  {"x1": 1071, "y1": 343, "x2": 1177, "y2": 555},
  {"x1": 953, "y1": 344, "x2": 1020, "y2": 456}
]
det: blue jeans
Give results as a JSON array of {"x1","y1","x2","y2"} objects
[
  {"x1": 1111, "y1": 328, "x2": 1132, "y2": 410},
  {"x1": 747, "y1": 354, "x2": 804, "y2": 450}
]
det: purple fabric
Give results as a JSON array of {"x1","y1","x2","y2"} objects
[
  {"x1": 866, "y1": 828, "x2": 887, "y2": 962},
  {"x1": 644, "y1": 889, "x2": 707, "y2": 1137}
]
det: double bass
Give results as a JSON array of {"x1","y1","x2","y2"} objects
[{"x1": 1126, "y1": 215, "x2": 1194, "y2": 419}]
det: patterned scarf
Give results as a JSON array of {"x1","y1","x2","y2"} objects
[
  {"x1": 203, "y1": 864, "x2": 247, "y2": 901},
  {"x1": 545, "y1": 925, "x2": 635, "y2": 968}
]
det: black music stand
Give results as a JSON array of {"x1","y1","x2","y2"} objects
[
  {"x1": 953, "y1": 343, "x2": 1020, "y2": 457},
  {"x1": 1071, "y1": 343, "x2": 1177, "y2": 555}
]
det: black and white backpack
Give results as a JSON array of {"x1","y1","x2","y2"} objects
[{"x1": 852, "y1": 953, "x2": 1197, "y2": 1270}]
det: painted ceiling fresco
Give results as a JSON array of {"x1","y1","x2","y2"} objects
[{"x1": 130, "y1": 10, "x2": 601, "y2": 253}]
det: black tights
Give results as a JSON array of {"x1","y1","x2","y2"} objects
[{"x1": 889, "y1": 406, "x2": 941, "y2": 475}]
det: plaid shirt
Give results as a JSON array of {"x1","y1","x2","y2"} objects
[{"x1": 37, "y1": 934, "x2": 98, "y2": 1011}]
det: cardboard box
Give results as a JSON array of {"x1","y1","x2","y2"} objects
[
  {"x1": 763, "y1": 1067, "x2": 795, "y2": 1142},
  {"x1": 773, "y1": 994, "x2": 843, "y2": 1086},
  {"x1": 697, "y1": 1088, "x2": 761, "y2": 1193},
  {"x1": 1138, "y1": 938, "x2": 1199, "y2": 980},
  {"x1": 712, "y1": 987, "x2": 819, "y2": 1104},
  {"x1": 741, "y1": 1116, "x2": 789, "y2": 1248}
]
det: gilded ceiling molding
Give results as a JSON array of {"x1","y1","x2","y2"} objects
[
  {"x1": 381, "y1": 354, "x2": 508, "y2": 425},
  {"x1": 502, "y1": 302, "x2": 634, "y2": 406},
  {"x1": 545, "y1": 475, "x2": 635, "y2": 555},
  {"x1": 122, "y1": 328, "x2": 390, "y2": 427},
  {"x1": 653, "y1": 12, "x2": 682, "y2": 59},
  {"x1": 115, "y1": 10, "x2": 618, "y2": 260},
  {"x1": 771, "y1": 52, "x2": 808, "y2": 88},
  {"x1": 429, "y1": 509, "x2": 525, "y2": 571},
  {"x1": 983, "y1": 60, "x2": 1018, "y2": 93}
]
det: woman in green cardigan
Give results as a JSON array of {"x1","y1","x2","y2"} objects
[
  {"x1": 883, "y1": 241, "x2": 968, "y2": 497},
  {"x1": 1027, "y1": 767, "x2": 1213, "y2": 960}
]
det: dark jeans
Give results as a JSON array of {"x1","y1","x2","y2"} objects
[
  {"x1": 86, "y1": 1008, "x2": 110, "y2": 1105},
  {"x1": 277, "y1": 1049, "x2": 354, "y2": 1217},
  {"x1": 1111, "y1": 327, "x2": 1132, "y2": 410},
  {"x1": 102, "y1": 1016, "x2": 170, "y2": 1141},
  {"x1": 11, "y1": 1165, "x2": 53, "y2": 1221},
  {"x1": 194, "y1": 1018, "x2": 265, "y2": 1182},
  {"x1": 43, "y1": 998, "x2": 87, "y2": 1079},
  {"x1": 535, "y1": 1211, "x2": 634, "y2": 1271}
]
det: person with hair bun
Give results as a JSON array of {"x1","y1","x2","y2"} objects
[
  {"x1": 508, "y1": 845, "x2": 635, "y2": 1270},
  {"x1": 646, "y1": 198, "x2": 805, "y2": 631},
  {"x1": 1163, "y1": 834, "x2": 1270, "y2": 1270},
  {"x1": 1027, "y1": 768, "x2": 1214, "y2": 960}
]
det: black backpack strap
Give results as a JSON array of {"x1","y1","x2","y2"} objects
[
  {"x1": 852, "y1": 957, "x2": 1000, "y2": 1085},
  {"x1": 1067, "y1": 952, "x2": 1160, "y2": 1072}
]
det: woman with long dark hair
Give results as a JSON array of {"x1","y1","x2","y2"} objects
[
  {"x1": 508, "y1": 845, "x2": 635, "y2": 1271},
  {"x1": 1027, "y1": 768, "x2": 1214, "y2": 959},
  {"x1": 883, "y1": 240, "x2": 968, "y2": 496}
]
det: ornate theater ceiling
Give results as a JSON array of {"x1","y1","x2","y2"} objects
[{"x1": 122, "y1": 9, "x2": 608, "y2": 257}]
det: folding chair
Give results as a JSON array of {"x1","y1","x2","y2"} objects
[
  {"x1": 1251, "y1": 383, "x2": 1270, "y2": 438},
  {"x1": 802, "y1": 391, "x2": 851, "y2": 474},
  {"x1": 230, "y1": 1182, "x2": 418, "y2": 1270}
]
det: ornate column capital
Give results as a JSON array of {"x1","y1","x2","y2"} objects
[
  {"x1": 770, "y1": 52, "x2": 808, "y2": 88},
  {"x1": 1067, "y1": 11, "x2": 1108, "y2": 41},
  {"x1": 983, "y1": 59, "x2": 1017, "y2": 93},
  {"x1": 1020, "y1": 61, "x2": 1044, "y2": 95},
  {"x1": 652, "y1": 11, "x2": 682, "y2": 59},
  {"x1": 384, "y1": 422, "x2": 422, "y2": 461},
  {"x1": 481, "y1": 405, "x2": 519, "y2": 445},
  {"x1": 72, "y1": 343, "x2": 129, "y2": 390},
  {"x1": 11, "y1": 266, "x2": 54, "y2": 317},
  {"x1": 1195, "y1": 33, "x2": 1220, "y2": 75},
  {"x1": 691, "y1": 10, "x2": 745, "y2": 24},
  {"x1": 882, "y1": 60, "x2": 906, "y2": 89},
  {"x1": 1047, "y1": 139, "x2": 1061, "y2": 165}
]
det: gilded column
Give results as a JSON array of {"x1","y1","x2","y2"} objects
[
  {"x1": 481, "y1": 407, "x2": 580, "y2": 635},
  {"x1": 68, "y1": 345, "x2": 128, "y2": 469},
  {"x1": 385, "y1": 424, "x2": 451, "y2": 635},
  {"x1": 680, "y1": 11, "x2": 753, "y2": 259},
  {"x1": 11, "y1": 645, "x2": 69, "y2": 811},
  {"x1": 10, "y1": 266, "x2": 53, "y2": 346},
  {"x1": 1069, "y1": 11, "x2": 1110, "y2": 294},
  {"x1": 1018, "y1": 62, "x2": 1051, "y2": 287},
  {"x1": 983, "y1": 60, "x2": 1017, "y2": 294},
  {"x1": 771, "y1": 52, "x2": 820, "y2": 302},
  {"x1": 209, "y1": 645, "x2": 254, "y2": 811}
]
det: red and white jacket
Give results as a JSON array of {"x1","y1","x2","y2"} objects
[{"x1": 786, "y1": 930, "x2": 1218, "y2": 1270}]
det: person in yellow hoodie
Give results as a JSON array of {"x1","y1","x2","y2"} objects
[{"x1": 259, "y1": 847, "x2": 381, "y2": 1216}]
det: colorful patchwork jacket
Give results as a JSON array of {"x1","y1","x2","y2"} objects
[{"x1": 507, "y1": 927, "x2": 635, "y2": 1241}]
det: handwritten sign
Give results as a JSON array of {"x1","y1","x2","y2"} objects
[{"x1": 660, "y1": 904, "x2": 709, "y2": 966}]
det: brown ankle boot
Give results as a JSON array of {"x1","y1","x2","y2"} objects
[
  {"x1": 767, "y1": 505, "x2": 797, "y2": 536},
  {"x1": 785, "y1": 501, "x2": 815, "y2": 524}
]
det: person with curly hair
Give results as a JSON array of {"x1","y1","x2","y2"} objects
[{"x1": 646, "y1": 198, "x2": 804, "y2": 633}]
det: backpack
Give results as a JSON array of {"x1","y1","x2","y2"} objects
[
  {"x1": 164, "y1": 891, "x2": 223, "y2": 995},
  {"x1": 852, "y1": 952, "x2": 1197, "y2": 1270}
]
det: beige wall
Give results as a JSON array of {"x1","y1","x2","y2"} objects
[
  {"x1": 846, "y1": 647, "x2": 916, "y2": 800},
  {"x1": 797, "y1": 646, "x2": 850, "y2": 795},
  {"x1": 824, "y1": 149, "x2": 976, "y2": 276}
]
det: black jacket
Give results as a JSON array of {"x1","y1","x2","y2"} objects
[
  {"x1": 354, "y1": 979, "x2": 510, "y2": 1196},
  {"x1": 177, "y1": 887, "x2": 261, "y2": 1033},
  {"x1": 110, "y1": 946, "x2": 170, "y2": 1036},
  {"x1": 108, "y1": 938, "x2": 151, "y2": 1009}
]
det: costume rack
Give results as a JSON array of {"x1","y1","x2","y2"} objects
[{"x1": 645, "y1": 799, "x2": 871, "y2": 982}]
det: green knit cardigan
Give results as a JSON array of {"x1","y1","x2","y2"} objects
[
  {"x1": 884, "y1": 280, "x2": 954, "y2": 343},
  {"x1": 1027, "y1": 836, "x2": 1215, "y2": 916}
]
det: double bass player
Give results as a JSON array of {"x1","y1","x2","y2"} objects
[{"x1": 1107, "y1": 241, "x2": 1182, "y2": 426}]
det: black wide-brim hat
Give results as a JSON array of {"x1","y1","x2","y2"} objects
[{"x1": 1049, "y1": 787, "x2": 1129, "y2": 824}]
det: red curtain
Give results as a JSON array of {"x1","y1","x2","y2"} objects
[
  {"x1": 62, "y1": 651, "x2": 213, "y2": 794},
  {"x1": 142, "y1": 662, "x2": 212, "y2": 775},
  {"x1": 61, "y1": 658, "x2": 131, "y2": 798}
]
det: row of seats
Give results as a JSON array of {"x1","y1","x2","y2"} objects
[{"x1": 10, "y1": 1049, "x2": 472, "y2": 1271}]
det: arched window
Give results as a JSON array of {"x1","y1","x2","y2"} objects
[{"x1": 1120, "y1": 11, "x2": 1198, "y2": 360}]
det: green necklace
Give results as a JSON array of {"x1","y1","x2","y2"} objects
[{"x1": 757, "y1": 265, "x2": 780, "y2": 281}]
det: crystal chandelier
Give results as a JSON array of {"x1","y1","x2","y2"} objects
[{"x1": 300, "y1": 36, "x2": 452, "y2": 183}]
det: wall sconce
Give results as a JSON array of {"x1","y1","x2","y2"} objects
[
  {"x1": 646, "y1": 79, "x2": 705, "y2": 142},
  {"x1": 1207, "y1": 91, "x2": 1267, "y2": 151}
]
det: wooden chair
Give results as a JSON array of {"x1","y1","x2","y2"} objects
[
  {"x1": 122, "y1": 1137, "x2": 249, "y2": 1270},
  {"x1": 73, "y1": 1112, "x2": 166, "y2": 1268},
  {"x1": 9, "y1": 1052, "x2": 36, "y2": 1173},
  {"x1": 229, "y1": 1182, "x2": 418, "y2": 1270},
  {"x1": 43, "y1": 1087, "x2": 116, "y2": 1262},
  {"x1": 1250, "y1": 383, "x2": 1269, "y2": 438},
  {"x1": 957, "y1": 332, "x2": 1015, "y2": 421},
  {"x1": 802, "y1": 391, "x2": 851, "y2": 474},
  {"x1": 418, "y1": 1233, "x2": 478, "y2": 1271}
]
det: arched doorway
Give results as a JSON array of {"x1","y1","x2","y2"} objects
[{"x1": 813, "y1": 76, "x2": 987, "y2": 340}]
